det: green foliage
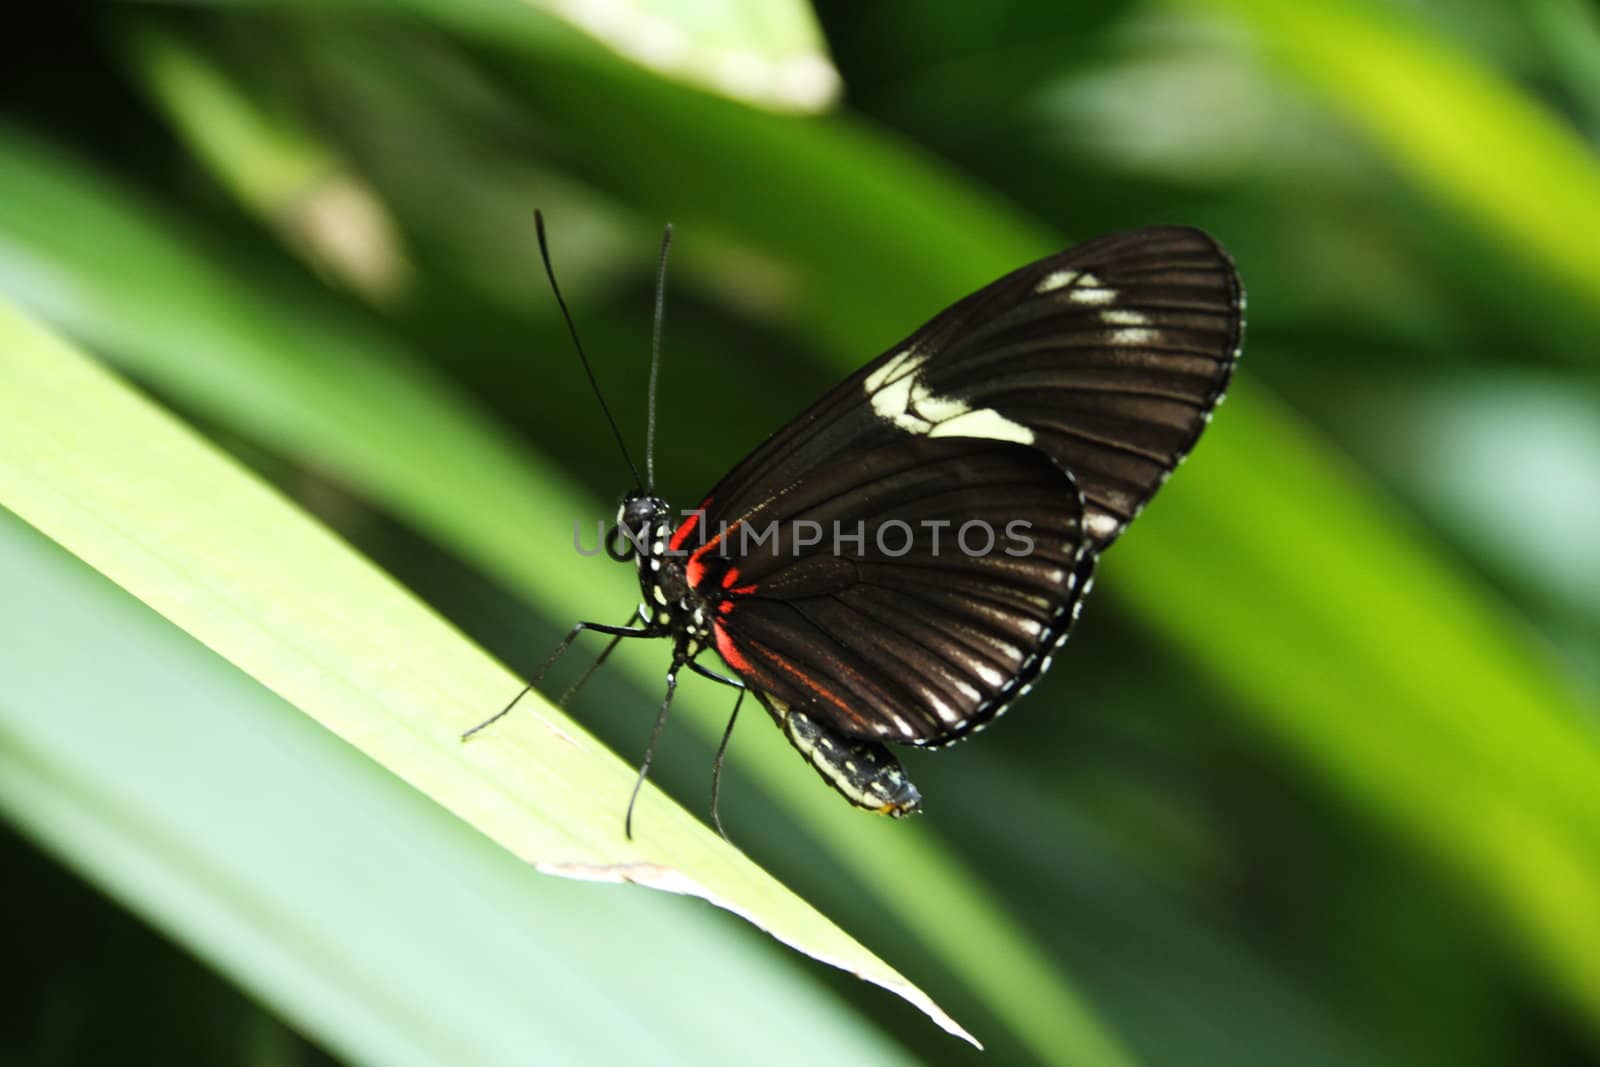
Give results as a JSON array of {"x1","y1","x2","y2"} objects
[
  {"x1": 0, "y1": 297, "x2": 956, "y2": 1061},
  {"x1": 1, "y1": 1, "x2": 1597, "y2": 1064}
]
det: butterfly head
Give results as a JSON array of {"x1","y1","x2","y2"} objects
[
  {"x1": 619, "y1": 491, "x2": 671, "y2": 540},
  {"x1": 613, "y1": 491, "x2": 705, "y2": 640},
  {"x1": 608, "y1": 491, "x2": 675, "y2": 565}
]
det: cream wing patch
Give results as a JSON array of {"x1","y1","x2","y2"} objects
[
  {"x1": 1100, "y1": 305, "x2": 1158, "y2": 345},
  {"x1": 866, "y1": 349, "x2": 1035, "y2": 445},
  {"x1": 1036, "y1": 269, "x2": 1118, "y2": 306}
]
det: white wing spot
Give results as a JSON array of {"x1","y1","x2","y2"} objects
[
  {"x1": 970, "y1": 661, "x2": 1005, "y2": 688},
  {"x1": 1100, "y1": 307, "x2": 1151, "y2": 326},
  {"x1": 926, "y1": 408, "x2": 1034, "y2": 445},
  {"x1": 957, "y1": 680, "x2": 981, "y2": 704},
  {"x1": 869, "y1": 349, "x2": 1034, "y2": 444},
  {"x1": 926, "y1": 692, "x2": 958, "y2": 725},
  {"x1": 867, "y1": 350, "x2": 931, "y2": 432},
  {"x1": 908, "y1": 379, "x2": 968, "y2": 422},
  {"x1": 1109, "y1": 327, "x2": 1159, "y2": 345},
  {"x1": 1067, "y1": 272, "x2": 1118, "y2": 306},
  {"x1": 863, "y1": 348, "x2": 927, "y2": 393},
  {"x1": 1035, "y1": 269, "x2": 1079, "y2": 293},
  {"x1": 1085, "y1": 512, "x2": 1121, "y2": 542},
  {"x1": 870, "y1": 377, "x2": 926, "y2": 431},
  {"x1": 1039, "y1": 269, "x2": 1119, "y2": 306}
]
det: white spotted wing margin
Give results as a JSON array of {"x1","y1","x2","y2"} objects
[
  {"x1": 687, "y1": 226, "x2": 1241, "y2": 763},
  {"x1": 700, "y1": 436, "x2": 1094, "y2": 752}
]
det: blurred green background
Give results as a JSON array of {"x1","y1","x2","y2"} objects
[{"x1": 2, "y1": 0, "x2": 1599, "y2": 1064}]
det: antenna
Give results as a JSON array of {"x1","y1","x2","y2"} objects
[
  {"x1": 646, "y1": 223, "x2": 673, "y2": 491},
  {"x1": 535, "y1": 210, "x2": 643, "y2": 491}
]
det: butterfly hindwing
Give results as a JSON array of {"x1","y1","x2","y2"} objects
[{"x1": 687, "y1": 436, "x2": 1093, "y2": 745}]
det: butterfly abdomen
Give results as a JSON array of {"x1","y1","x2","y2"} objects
[{"x1": 775, "y1": 699, "x2": 922, "y2": 816}]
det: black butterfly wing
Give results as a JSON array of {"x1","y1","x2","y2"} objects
[
  {"x1": 690, "y1": 436, "x2": 1093, "y2": 746},
  {"x1": 695, "y1": 225, "x2": 1242, "y2": 551},
  {"x1": 676, "y1": 226, "x2": 1241, "y2": 745}
]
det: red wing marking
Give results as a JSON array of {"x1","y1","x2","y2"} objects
[
  {"x1": 758, "y1": 637, "x2": 853, "y2": 711},
  {"x1": 718, "y1": 621, "x2": 862, "y2": 720},
  {"x1": 686, "y1": 518, "x2": 742, "y2": 590},
  {"x1": 713, "y1": 575, "x2": 757, "y2": 617},
  {"x1": 712, "y1": 622, "x2": 752, "y2": 672},
  {"x1": 668, "y1": 502, "x2": 707, "y2": 553}
]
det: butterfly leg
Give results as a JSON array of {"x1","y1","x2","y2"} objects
[
  {"x1": 784, "y1": 709, "x2": 922, "y2": 817},
  {"x1": 461, "y1": 618, "x2": 658, "y2": 740},
  {"x1": 556, "y1": 610, "x2": 647, "y2": 706},
  {"x1": 681, "y1": 658, "x2": 748, "y2": 842},
  {"x1": 625, "y1": 656, "x2": 683, "y2": 840},
  {"x1": 687, "y1": 660, "x2": 744, "y2": 689},
  {"x1": 708, "y1": 688, "x2": 745, "y2": 843}
]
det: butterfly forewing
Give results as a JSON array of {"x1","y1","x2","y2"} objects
[
  {"x1": 899, "y1": 226, "x2": 1242, "y2": 548},
  {"x1": 699, "y1": 227, "x2": 1238, "y2": 551}
]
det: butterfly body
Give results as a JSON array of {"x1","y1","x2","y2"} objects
[
  {"x1": 614, "y1": 488, "x2": 927, "y2": 814},
  {"x1": 486, "y1": 220, "x2": 1243, "y2": 832}
]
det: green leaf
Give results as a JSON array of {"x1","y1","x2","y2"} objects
[
  {"x1": 124, "y1": 25, "x2": 413, "y2": 301},
  {"x1": 283, "y1": 0, "x2": 842, "y2": 112},
  {"x1": 0, "y1": 513, "x2": 919, "y2": 1067},
  {"x1": 528, "y1": 0, "x2": 843, "y2": 113},
  {"x1": 1184, "y1": 0, "x2": 1600, "y2": 319},
  {"x1": 0, "y1": 298, "x2": 973, "y2": 1051}
]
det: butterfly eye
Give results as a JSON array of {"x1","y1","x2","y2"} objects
[{"x1": 605, "y1": 525, "x2": 637, "y2": 562}]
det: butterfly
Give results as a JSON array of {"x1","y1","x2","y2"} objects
[{"x1": 467, "y1": 216, "x2": 1243, "y2": 839}]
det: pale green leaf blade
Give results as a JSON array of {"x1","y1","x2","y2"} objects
[
  {"x1": 125, "y1": 25, "x2": 413, "y2": 302},
  {"x1": 528, "y1": 0, "x2": 843, "y2": 112},
  {"x1": 1185, "y1": 0, "x2": 1600, "y2": 315},
  {"x1": 0, "y1": 298, "x2": 975, "y2": 1048},
  {"x1": 273, "y1": 0, "x2": 843, "y2": 112},
  {"x1": 0, "y1": 512, "x2": 919, "y2": 1067}
]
